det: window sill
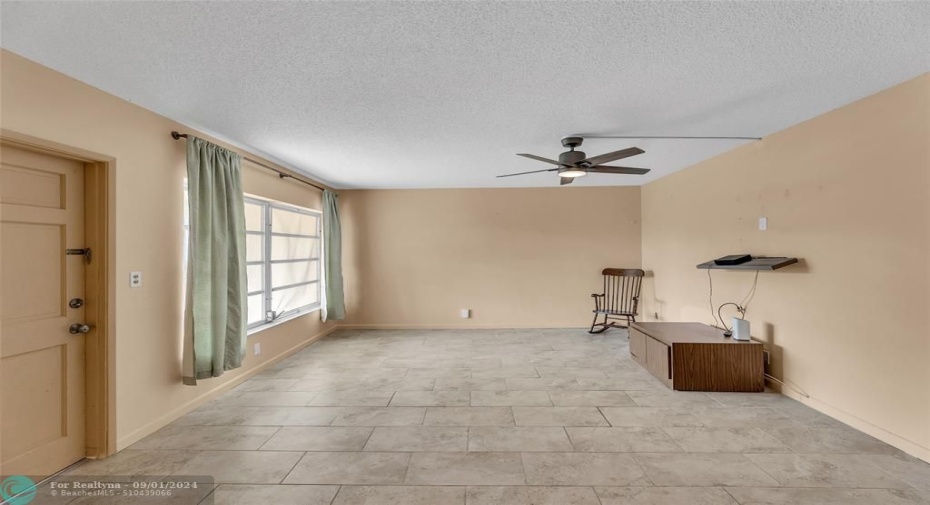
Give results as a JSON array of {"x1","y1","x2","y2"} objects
[{"x1": 247, "y1": 306, "x2": 321, "y2": 337}]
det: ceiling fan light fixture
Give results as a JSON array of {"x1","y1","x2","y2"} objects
[{"x1": 560, "y1": 168, "x2": 587, "y2": 177}]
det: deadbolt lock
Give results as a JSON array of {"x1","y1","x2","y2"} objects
[
  {"x1": 69, "y1": 298, "x2": 84, "y2": 309},
  {"x1": 65, "y1": 247, "x2": 92, "y2": 264}
]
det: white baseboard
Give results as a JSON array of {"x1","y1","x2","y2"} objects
[{"x1": 116, "y1": 325, "x2": 338, "y2": 450}]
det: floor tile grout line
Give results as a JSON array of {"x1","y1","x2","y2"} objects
[
  {"x1": 657, "y1": 426, "x2": 687, "y2": 452},
  {"x1": 327, "y1": 485, "x2": 342, "y2": 505},
  {"x1": 195, "y1": 486, "x2": 216, "y2": 505},
  {"x1": 400, "y1": 451, "x2": 413, "y2": 485},
  {"x1": 254, "y1": 426, "x2": 285, "y2": 451},
  {"x1": 628, "y1": 452, "x2": 657, "y2": 486},
  {"x1": 592, "y1": 485, "x2": 606, "y2": 505},
  {"x1": 597, "y1": 406, "x2": 614, "y2": 428},
  {"x1": 359, "y1": 426, "x2": 377, "y2": 451},
  {"x1": 706, "y1": 392, "x2": 729, "y2": 408},
  {"x1": 721, "y1": 486, "x2": 743, "y2": 504},
  {"x1": 562, "y1": 426, "x2": 576, "y2": 451},
  {"x1": 277, "y1": 450, "x2": 308, "y2": 485},
  {"x1": 739, "y1": 452, "x2": 784, "y2": 487}
]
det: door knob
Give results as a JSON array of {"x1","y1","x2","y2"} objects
[{"x1": 69, "y1": 323, "x2": 91, "y2": 334}]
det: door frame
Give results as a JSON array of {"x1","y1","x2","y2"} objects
[{"x1": 1, "y1": 129, "x2": 116, "y2": 461}]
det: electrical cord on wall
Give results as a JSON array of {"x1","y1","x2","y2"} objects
[
  {"x1": 717, "y1": 302, "x2": 745, "y2": 334},
  {"x1": 739, "y1": 271, "x2": 760, "y2": 312},
  {"x1": 764, "y1": 373, "x2": 811, "y2": 398},
  {"x1": 707, "y1": 268, "x2": 721, "y2": 329}
]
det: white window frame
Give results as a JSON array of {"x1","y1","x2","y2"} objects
[{"x1": 245, "y1": 196, "x2": 322, "y2": 332}]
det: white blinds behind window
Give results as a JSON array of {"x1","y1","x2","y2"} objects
[{"x1": 266, "y1": 204, "x2": 321, "y2": 318}]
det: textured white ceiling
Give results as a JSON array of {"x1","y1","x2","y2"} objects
[{"x1": 1, "y1": 1, "x2": 928, "y2": 189}]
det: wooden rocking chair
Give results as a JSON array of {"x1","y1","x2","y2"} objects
[{"x1": 589, "y1": 268, "x2": 644, "y2": 334}]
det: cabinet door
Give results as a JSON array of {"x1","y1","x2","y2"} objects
[
  {"x1": 646, "y1": 337, "x2": 671, "y2": 383},
  {"x1": 629, "y1": 329, "x2": 646, "y2": 364}
]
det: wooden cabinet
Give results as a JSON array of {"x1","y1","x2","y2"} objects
[
  {"x1": 629, "y1": 329, "x2": 646, "y2": 363},
  {"x1": 630, "y1": 322, "x2": 764, "y2": 392},
  {"x1": 645, "y1": 337, "x2": 671, "y2": 387}
]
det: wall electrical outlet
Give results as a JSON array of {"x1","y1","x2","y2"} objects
[
  {"x1": 129, "y1": 271, "x2": 143, "y2": 288},
  {"x1": 460, "y1": 308, "x2": 471, "y2": 319},
  {"x1": 253, "y1": 342, "x2": 261, "y2": 356},
  {"x1": 758, "y1": 217, "x2": 768, "y2": 231}
]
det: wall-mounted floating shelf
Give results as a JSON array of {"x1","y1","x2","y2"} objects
[{"x1": 696, "y1": 257, "x2": 799, "y2": 271}]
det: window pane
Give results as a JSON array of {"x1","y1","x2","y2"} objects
[
  {"x1": 272, "y1": 208, "x2": 318, "y2": 236},
  {"x1": 271, "y1": 236, "x2": 319, "y2": 261},
  {"x1": 271, "y1": 260, "x2": 318, "y2": 289},
  {"x1": 247, "y1": 264, "x2": 264, "y2": 293},
  {"x1": 272, "y1": 283, "x2": 318, "y2": 314},
  {"x1": 247, "y1": 234, "x2": 263, "y2": 262},
  {"x1": 247, "y1": 294, "x2": 264, "y2": 325},
  {"x1": 245, "y1": 202, "x2": 264, "y2": 232}
]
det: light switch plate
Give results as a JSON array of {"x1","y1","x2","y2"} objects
[
  {"x1": 130, "y1": 271, "x2": 143, "y2": 288},
  {"x1": 758, "y1": 217, "x2": 768, "y2": 231}
]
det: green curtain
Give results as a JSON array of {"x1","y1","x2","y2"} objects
[
  {"x1": 322, "y1": 189, "x2": 346, "y2": 321},
  {"x1": 183, "y1": 136, "x2": 248, "y2": 384}
]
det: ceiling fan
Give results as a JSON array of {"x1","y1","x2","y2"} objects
[{"x1": 497, "y1": 136, "x2": 650, "y2": 185}]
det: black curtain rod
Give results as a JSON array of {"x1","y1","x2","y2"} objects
[{"x1": 171, "y1": 131, "x2": 326, "y2": 192}]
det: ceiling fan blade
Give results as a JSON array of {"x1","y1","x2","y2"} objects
[
  {"x1": 497, "y1": 168, "x2": 560, "y2": 178},
  {"x1": 582, "y1": 147, "x2": 644, "y2": 166},
  {"x1": 560, "y1": 176, "x2": 575, "y2": 185},
  {"x1": 517, "y1": 153, "x2": 563, "y2": 165},
  {"x1": 587, "y1": 166, "x2": 651, "y2": 175}
]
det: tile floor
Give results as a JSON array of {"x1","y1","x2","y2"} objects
[{"x1": 49, "y1": 328, "x2": 930, "y2": 504}]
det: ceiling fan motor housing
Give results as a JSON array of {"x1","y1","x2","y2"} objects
[{"x1": 559, "y1": 150, "x2": 586, "y2": 166}]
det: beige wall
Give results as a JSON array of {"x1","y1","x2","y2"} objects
[
  {"x1": 341, "y1": 187, "x2": 642, "y2": 328},
  {"x1": 0, "y1": 50, "x2": 337, "y2": 450},
  {"x1": 641, "y1": 74, "x2": 930, "y2": 460}
]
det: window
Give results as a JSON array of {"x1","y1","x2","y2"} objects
[
  {"x1": 183, "y1": 185, "x2": 322, "y2": 332},
  {"x1": 245, "y1": 197, "x2": 322, "y2": 329}
]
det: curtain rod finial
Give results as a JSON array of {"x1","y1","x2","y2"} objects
[{"x1": 171, "y1": 131, "x2": 187, "y2": 140}]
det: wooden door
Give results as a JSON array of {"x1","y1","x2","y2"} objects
[{"x1": 1, "y1": 144, "x2": 86, "y2": 476}]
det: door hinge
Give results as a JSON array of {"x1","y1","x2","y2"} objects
[{"x1": 66, "y1": 247, "x2": 92, "y2": 264}]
